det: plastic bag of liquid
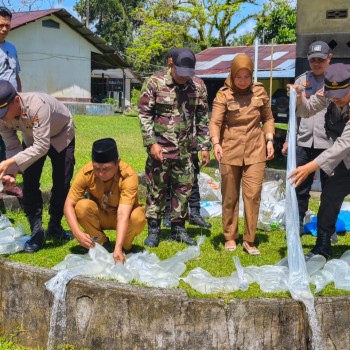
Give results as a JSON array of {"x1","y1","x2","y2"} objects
[
  {"x1": 260, "y1": 180, "x2": 285, "y2": 204},
  {"x1": 88, "y1": 243, "x2": 115, "y2": 265},
  {"x1": 256, "y1": 265, "x2": 289, "y2": 293},
  {"x1": 182, "y1": 267, "x2": 241, "y2": 294},
  {"x1": 233, "y1": 256, "x2": 249, "y2": 291},
  {"x1": 340, "y1": 250, "x2": 350, "y2": 266},
  {"x1": 53, "y1": 254, "x2": 91, "y2": 271},
  {"x1": 257, "y1": 199, "x2": 286, "y2": 231},
  {"x1": 0, "y1": 235, "x2": 30, "y2": 255},
  {"x1": 0, "y1": 227, "x2": 23, "y2": 240},
  {"x1": 0, "y1": 214, "x2": 12, "y2": 230},
  {"x1": 305, "y1": 255, "x2": 326, "y2": 276},
  {"x1": 285, "y1": 89, "x2": 311, "y2": 298},
  {"x1": 198, "y1": 172, "x2": 222, "y2": 202},
  {"x1": 104, "y1": 262, "x2": 133, "y2": 284},
  {"x1": 310, "y1": 270, "x2": 333, "y2": 293},
  {"x1": 199, "y1": 201, "x2": 222, "y2": 218}
]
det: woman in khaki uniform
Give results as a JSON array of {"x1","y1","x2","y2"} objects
[{"x1": 210, "y1": 54, "x2": 275, "y2": 255}]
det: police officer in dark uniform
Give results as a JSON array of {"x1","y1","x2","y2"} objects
[{"x1": 290, "y1": 63, "x2": 350, "y2": 259}]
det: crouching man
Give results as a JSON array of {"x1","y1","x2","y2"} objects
[{"x1": 64, "y1": 138, "x2": 146, "y2": 263}]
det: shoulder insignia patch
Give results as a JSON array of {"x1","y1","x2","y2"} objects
[
  {"x1": 302, "y1": 82, "x2": 311, "y2": 87},
  {"x1": 33, "y1": 115, "x2": 40, "y2": 128}
]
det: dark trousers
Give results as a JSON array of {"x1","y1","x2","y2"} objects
[
  {"x1": 296, "y1": 146, "x2": 328, "y2": 218},
  {"x1": 317, "y1": 162, "x2": 350, "y2": 241},
  {"x1": 165, "y1": 152, "x2": 200, "y2": 212},
  {"x1": 22, "y1": 138, "x2": 75, "y2": 222}
]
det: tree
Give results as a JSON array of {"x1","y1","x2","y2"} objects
[
  {"x1": 126, "y1": 0, "x2": 262, "y2": 75},
  {"x1": 254, "y1": 0, "x2": 296, "y2": 44},
  {"x1": 74, "y1": 0, "x2": 144, "y2": 51}
]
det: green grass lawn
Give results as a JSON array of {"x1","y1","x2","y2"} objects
[{"x1": 2, "y1": 115, "x2": 349, "y2": 300}]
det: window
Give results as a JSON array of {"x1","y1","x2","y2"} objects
[
  {"x1": 326, "y1": 9, "x2": 348, "y2": 19},
  {"x1": 42, "y1": 19, "x2": 60, "y2": 29}
]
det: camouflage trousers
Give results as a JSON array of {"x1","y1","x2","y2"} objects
[{"x1": 145, "y1": 155, "x2": 194, "y2": 222}]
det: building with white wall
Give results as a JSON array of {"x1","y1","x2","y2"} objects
[{"x1": 7, "y1": 9, "x2": 136, "y2": 109}]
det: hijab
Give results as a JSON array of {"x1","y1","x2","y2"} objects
[{"x1": 225, "y1": 53, "x2": 254, "y2": 94}]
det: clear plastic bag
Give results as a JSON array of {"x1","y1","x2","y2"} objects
[{"x1": 198, "y1": 172, "x2": 222, "y2": 202}]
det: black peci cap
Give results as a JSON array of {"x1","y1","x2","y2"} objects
[
  {"x1": 324, "y1": 63, "x2": 350, "y2": 99},
  {"x1": 92, "y1": 138, "x2": 119, "y2": 163}
]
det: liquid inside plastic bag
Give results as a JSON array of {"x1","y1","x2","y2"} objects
[{"x1": 0, "y1": 223, "x2": 29, "y2": 255}]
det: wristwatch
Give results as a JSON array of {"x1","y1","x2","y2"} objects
[{"x1": 266, "y1": 138, "x2": 274, "y2": 144}]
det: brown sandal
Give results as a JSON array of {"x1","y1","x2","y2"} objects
[
  {"x1": 225, "y1": 240, "x2": 236, "y2": 251},
  {"x1": 243, "y1": 241, "x2": 260, "y2": 256}
]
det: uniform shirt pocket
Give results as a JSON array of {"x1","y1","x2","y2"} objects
[
  {"x1": 155, "y1": 92, "x2": 175, "y2": 115},
  {"x1": 252, "y1": 97, "x2": 264, "y2": 108}
]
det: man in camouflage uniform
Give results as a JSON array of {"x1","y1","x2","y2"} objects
[{"x1": 139, "y1": 48, "x2": 211, "y2": 247}]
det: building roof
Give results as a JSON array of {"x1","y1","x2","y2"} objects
[
  {"x1": 91, "y1": 69, "x2": 141, "y2": 84},
  {"x1": 11, "y1": 9, "x2": 128, "y2": 69},
  {"x1": 195, "y1": 44, "x2": 296, "y2": 79}
]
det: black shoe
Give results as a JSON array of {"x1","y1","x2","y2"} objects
[
  {"x1": 170, "y1": 223, "x2": 196, "y2": 246},
  {"x1": 144, "y1": 219, "x2": 160, "y2": 247},
  {"x1": 102, "y1": 238, "x2": 115, "y2": 253},
  {"x1": 189, "y1": 211, "x2": 212, "y2": 229},
  {"x1": 24, "y1": 215, "x2": 45, "y2": 253},
  {"x1": 46, "y1": 225, "x2": 73, "y2": 241},
  {"x1": 24, "y1": 232, "x2": 45, "y2": 253}
]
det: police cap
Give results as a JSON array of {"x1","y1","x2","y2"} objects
[{"x1": 324, "y1": 63, "x2": 350, "y2": 99}]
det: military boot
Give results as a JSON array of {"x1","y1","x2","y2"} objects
[
  {"x1": 170, "y1": 222, "x2": 196, "y2": 246},
  {"x1": 144, "y1": 219, "x2": 161, "y2": 247},
  {"x1": 46, "y1": 216, "x2": 73, "y2": 241},
  {"x1": 305, "y1": 230, "x2": 332, "y2": 260},
  {"x1": 189, "y1": 208, "x2": 212, "y2": 228},
  {"x1": 24, "y1": 215, "x2": 45, "y2": 253}
]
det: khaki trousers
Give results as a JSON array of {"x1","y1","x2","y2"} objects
[
  {"x1": 75, "y1": 199, "x2": 146, "y2": 250},
  {"x1": 221, "y1": 162, "x2": 265, "y2": 243}
]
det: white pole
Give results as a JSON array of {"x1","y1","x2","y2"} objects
[{"x1": 254, "y1": 38, "x2": 259, "y2": 83}]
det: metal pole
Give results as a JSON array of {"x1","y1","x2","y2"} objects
[
  {"x1": 86, "y1": 0, "x2": 89, "y2": 27},
  {"x1": 269, "y1": 39, "x2": 274, "y2": 107},
  {"x1": 254, "y1": 38, "x2": 259, "y2": 83}
]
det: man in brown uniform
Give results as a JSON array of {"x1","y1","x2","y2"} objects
[
  {"x1": 0, "y1": 80, "x2": 75, "y2": 253},
  {"x1": 64, "y1": 138, "x2": 146, "y2": 263}
]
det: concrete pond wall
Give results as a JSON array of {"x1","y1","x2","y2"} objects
[{"x1": 1, "y1": 259, "x2": 350, "y2": 349}]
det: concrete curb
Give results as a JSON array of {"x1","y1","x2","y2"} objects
[{"x1": 1, "y1": 258, "x2": 349, "y2": 349}]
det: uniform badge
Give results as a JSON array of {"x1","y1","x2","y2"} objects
[
  {"x1": 33, "y1": 115, "x2": 40, "y2": 128},
  {"x1": 316, "y1": 87, "x2": 324, "y2": 97},
  {"x1": 302, "y1": 82, "x2": 311, "y2": 87}
]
